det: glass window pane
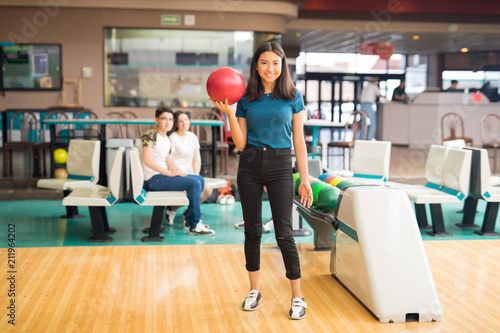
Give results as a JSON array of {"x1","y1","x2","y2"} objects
[
  {"x1": 321, "y1": 80, "x2": 332, "y2": 101},
  {"x1": 306, "y1": 80, "x2": 319, "y2": 102},
  {"x1": 104, "y1": 28, "x2": 254, "y2": 107},
  {"x1": 342, "y1": 81, "x2": 355, "y2": 102}
]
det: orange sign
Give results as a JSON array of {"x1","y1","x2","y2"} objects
[{"x1": 376, "y1": 41, "x2": 394, "y2": 60}]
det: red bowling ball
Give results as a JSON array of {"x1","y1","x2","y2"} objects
[{"x1": 206, "y1": 67, "x2": 245, "y2": 104}]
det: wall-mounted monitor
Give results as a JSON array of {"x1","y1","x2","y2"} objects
[
  {"x1": 1, "y1": 44, "x2": 62, "y2": 90},
  {"x1": 176, "y1": 52, "x2": 197, "y2": 65}
]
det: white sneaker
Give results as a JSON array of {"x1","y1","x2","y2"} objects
[
  {"x1": 289, "y1": 297, "x2": 307, "y2": 320},
  {"x1": 165, "y1": 209, "x2": 176, "y2": 225},
  {"x1": 234, "y1": 220, "x2": 245, "y2": 229},
  {"x1": 184, "y1": 219, "x2": 210, "y2": 230},
  {"x1": 242, "y1": 289, "x2": 262, "y2": 311},
  {"x1": 262, "y1": 219, "x2": 274, "y2": 233},
  {"x1": 225, "y1": 195, "x2": 235, "y2": 205},
  {"x1": 217, "y1": 195, "x2": 227, "y2": 204},
  {"x1": 188, "y1": 222, "x2": 215, "y2": 235}
]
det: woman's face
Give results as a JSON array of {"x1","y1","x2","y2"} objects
[
  {"x1": 176, "y1": 113, "x2": 190, "y2": 132},
  {"x1": 257, "y1": 51, "x2": 282, "y2": 87},
  {"x1": 155, "y1": 111, "x2": 174, "y2": 133}
]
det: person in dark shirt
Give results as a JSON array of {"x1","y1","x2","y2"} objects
[
  {"x1": 445, "y1": 80, "x2": 460, "y2": 92},
  {"x1": 480, "y1": 81, "x2": 500, "y2": 102},
  {"x1": 392, "y1": 80, "x2": 409, "y2": 102}
]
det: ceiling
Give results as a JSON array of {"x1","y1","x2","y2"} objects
[
  {"x1": 282, "y1": 19, "x2": 500, "y2": 55},
  {"x1": 282, "y1": 29, "x2": 500, "y2": 55}
]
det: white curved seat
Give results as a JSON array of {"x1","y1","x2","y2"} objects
[
  {"x1": 130, "y1": 148, "x2": 188, "y2": 207},
  {"x1": 388, "y1": 145, "x2": 471, "y2": 236},
  {"x1": 61, "y1": 147, "x2": 124, "y2": 242},
  {"x1": 37, "y1": 139, "x2": 100, "y2": 190},
  {"x1": 204, "y1": 177, "x2": 228, "y2": 189},
  {"x1": 129, "y1": 147, "x2": 189, "y2": 242},
  {"x1": 62, "y1": 147, "x2": 123, "y2": 207},
  {"x1": 136, "y1": 190, "x2": 190, "y2": 206},
  {"x1": 327, "y1": 140, "x2": 391, "y2": 184}
]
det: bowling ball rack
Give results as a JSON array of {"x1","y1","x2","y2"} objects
[{"x1": 293, "y1": 197, "x2": 338, "y2": 251}]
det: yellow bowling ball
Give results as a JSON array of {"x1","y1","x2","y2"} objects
[{"x1": 54, "y1": 148, "x2": 68, "y2": 164}]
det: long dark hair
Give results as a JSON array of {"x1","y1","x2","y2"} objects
[
  {"x1": 169, "y1": 110, "x2": 191, "y2": 135},
  {"x1": 245, "y1": 42, "x2": 296, "y2": 101}
]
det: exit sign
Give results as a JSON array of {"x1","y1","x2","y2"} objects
[{"x1": 161, "y1": 15, "x2": 180, "y2": 25}]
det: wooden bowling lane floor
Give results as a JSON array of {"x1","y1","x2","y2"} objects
[{"x1": 1, "y1": 241, "x2": 499, "y2": 332}]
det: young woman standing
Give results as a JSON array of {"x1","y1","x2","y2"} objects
[{"x1": 211, "y1": 42, "x2": 313, "y2": 320}]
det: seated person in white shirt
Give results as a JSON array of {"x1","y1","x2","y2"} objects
[{"x1": 169, "y1": 111, "x2": 214, "y2": 218}]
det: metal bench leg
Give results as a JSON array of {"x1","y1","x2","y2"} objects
[
  {"x1": 99, "y1": 206, "x2": 116, "y2": 234},
  {"x1": 474, "y1": 202, "x2": 500, "y2": 236},
  {"x1": 427, "y1": 204, "x2": 452, "y2": 237},
  {"x1": 60, "y1": 190, "x2": 85, "y2": 219},
  {"x1": 414, "y1": 203, "x2": 432, "y2": 229},
  {"x1": 456, "y1": 196, "x2": 480, "y2": 228},
  {"x1": 142, "y1": 206, "x2": 166, "y2": 242},
  {"x1": 88, "y1": 206, "x2": 112, "y2": 242}
]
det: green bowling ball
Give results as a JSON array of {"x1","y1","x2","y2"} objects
[
  {"x1": 294, "y1": 176, "x2": 301, "y2": 196},
  {"x1": 316, "y1": 185, "x2": 341, "y2": 214},
  {"x1": 336, "y1": 180, "x2": 353, "y2": 190},
  {"x1": 293, "y1": 172, "x2": 300, "y2": 183},
  {"x1": 311, "y1": 181, "x2": 329, "y2": 207}
]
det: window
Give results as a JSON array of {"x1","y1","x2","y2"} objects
[{"x1": 104, "y1": 28, "x2": 256, "y2": 107}]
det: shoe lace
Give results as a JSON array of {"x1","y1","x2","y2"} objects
[
  {"x1": 195, "y1": 221, "x2": 208, "y2": 231},
  {"x1": 246, "y1": 290, "x2": 259, "y2": 300},
  {"x1": 291, "y1": 298, "x2": 307, "y2": 309}
]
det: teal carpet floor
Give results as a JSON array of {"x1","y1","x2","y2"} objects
[{"x1": 0, "y1": 199, "x2": 499, "y2": 248}]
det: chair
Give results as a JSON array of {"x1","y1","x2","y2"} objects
[
  {"x1": 459, "y1": 147, "x2": 500, "y2": 236},
  {"x1": 104, "y1": 111, "x2": 126, "y2": 138},
  {"x1": 195, "y1": 109, "x2": 229, "y2": 174},
  {"x1": 326, "y1": 111, "x2": 368, "y2": 170},
  {"x1": 388, "y1": 145, "x2": 472, "y2": 236},
  {"x1": 480, "y1": 113, "x2": 500, "y2": 174},
  {"x1": 129, "y1": 147, "x2": 189, "y2": 242},
  {"x1": 37, "y1": 139, "x2": 101, "y2": 218},
  {"x1": 122, "y1": 110, "x2": 143, "y2": 139},
  {"x1": 441, "y1": 112, "x2": 473, "y2": 146},
  {"x1": 3, "y1": 111, "x2": 38, "y2": 178},
  {"x1": 331, "y1": 140, "x2": 391, "y2": 184},
  {"x1": 62, "y1": 147, "x2": 124, "y2": 242},
  {"x1": 34, "y1": 110, "x2": 74, "y2": 177},
  {"x1": 74, "y1": 110, "x2": 100, "y2": 140}
]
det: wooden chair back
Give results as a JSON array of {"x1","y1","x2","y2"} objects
[
  {"x1": 74, "y1": 110, "x2": 100, "y2": 139},
  {"x1": 9, "y1": 110, "x2": 39, "y2": 143},
  {"x1": 104, "y1": 111, "x2": 125, "y2": 138}
]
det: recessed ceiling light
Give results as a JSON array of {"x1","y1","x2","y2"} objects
[
  {"x1": 461, "y1": 48, "x2": 469, "y2": 53},
  {"x1": 412, "y1": 35, "x2": 420, "y2": 40}
]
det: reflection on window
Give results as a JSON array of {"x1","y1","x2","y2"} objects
[
  {"x1": 104, "y1": 28, "x2": 255, "y2": 107},
  {"x1": 297, "y1": 52, "x2": 406, "y2": 74}
]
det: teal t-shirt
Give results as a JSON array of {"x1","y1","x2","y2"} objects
[{"x1": 236, "y1": 90, "x2": 304, "y2": 149}]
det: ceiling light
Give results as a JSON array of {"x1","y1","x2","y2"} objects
[
  {"x1": 461, "y1": 48, "x2": 469, "y2": 53},
  {"x1": 412, "y1": 35, "x2": 420, "y2": 40},
  {"x1": 448, "y1": 23, "x2": 459, "y2": 33}
]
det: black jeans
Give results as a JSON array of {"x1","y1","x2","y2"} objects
[{"x1": 237, "y1": 144, "x2": 301, "y2": 280}]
